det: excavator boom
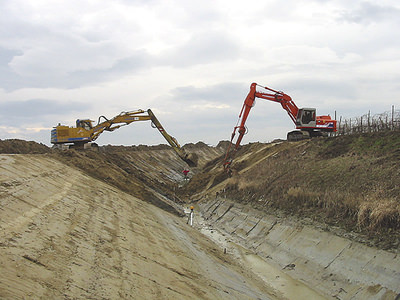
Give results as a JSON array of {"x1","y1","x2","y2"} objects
[{"x1": 91, "y1": 110, "x2": 152, "y2": 141}]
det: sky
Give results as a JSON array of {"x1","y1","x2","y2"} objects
[{"x1": 0, "y1": 0, "x2": 399, "y2": 147}]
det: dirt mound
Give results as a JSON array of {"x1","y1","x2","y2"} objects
[
  {"x1": 2, "y1": 134, "x2": 399, "y2": 298},
  {"x1": 0, "y1": 137, "x2": 226, "y2": 215},
  {"x1": 4, "y1": 134, "x2": 398, "y2": 250},
  {"x1": 0, "y1": 139, "x2": 189, "y2": 214},
  {"x1": 0, "y1": 139, "x2": 50, "y2": 154},
  {"x1": 317, "y1": 131, "x2": 400, "y2": 159},
  {"x1": 182, "y1": 141, "x2": 209, "y2": 149},
  {"x1": 0, "y1": 138, "x2": 224, "y2": 211},
  {"x1": 215, "y1": 140, "x2": 232, "y2": 148}
]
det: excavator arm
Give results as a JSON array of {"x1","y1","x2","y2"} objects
[
  {"x1": 147, "y1": 109, "x2": 197, "y2": 167},
  {"x1": 223, "y1": 83, "x2": 295, "y2": 169}
]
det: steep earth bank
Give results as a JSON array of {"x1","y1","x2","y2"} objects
[
  {"x1": 0, "y1": 154, "x2": 276, "y2": 299},
  {"x1": 51, "y1": 142, "x2": 227, "y2": 214},
  {"x1": 183, "y1": 131, "x2": 400, "y2": 251},
  {"x1": 195, "y1": 198, "x2": 400, "y2": 299},
  {"x1": 0, "y1": 140, "x2": 227, "y2": 216}
]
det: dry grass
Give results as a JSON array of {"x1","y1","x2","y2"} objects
[
  {"x1": 358, "y1": 198, "x2": 400, "y2": 230},
  {"x1": 286, "y1": 187, "x2": 320, "y2": 206},
  {"x1": 284, "y1": 186, "x2": 400, "y2": 232}
]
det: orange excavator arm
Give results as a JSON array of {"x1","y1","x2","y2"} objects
[{"x1": 223, "y1": 83, "x2": 295, "y2": 169}]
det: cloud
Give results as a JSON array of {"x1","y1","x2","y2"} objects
[
  {"x1": 168, "y1": 82, "x2": 247, "y2": 104},
  {"x1": 0, "y1": 1, "x2": 156, "y2": 90},
  {"x1": 9, "y1": 39, "x2": 117, "y2": 77},
  {"x1": 0, "y1": 0, "x2": 399, "y2": 146},
  {"x1": 159, "y1": 31, "x2": 241, "y2": 68},
  {"x1": 338, "y1": 2, "x2": 400, "y2": 24},
  {"x1": 0, "y1": 0, "x2": 238, "y2": 90},
  {"x1": 283, "y1": 78, "x2": 356, "y2": 99},
  {"x1": 0, "y1": 48, "x2": 22, "y2": 90},
  {"x1": 0, "y1": 99, "x2": 91, "y2": 124}
]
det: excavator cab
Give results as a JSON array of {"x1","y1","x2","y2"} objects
[
  {"x1": 76, "y1": 119, "x2": 93, "y2": 131},
  {"x1": 296, "y1": 108, "x2": 316, "y2": 128}
]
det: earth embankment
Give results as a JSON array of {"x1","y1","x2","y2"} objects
[
  {"x1": 183, "y1": 131, "x2": 400, "y2": 251},
  {"x1": 37, "y1": 141, "x2": 227, "y2": 216},
  {"x1": 1, "y1": 133, "x2": 399, "y2": 299},
  {"x1": 0, "y1": 154, "x2": 275, "y2": 299}
]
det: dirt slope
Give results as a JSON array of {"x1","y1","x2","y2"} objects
[
  {"x1": 0, "y1": 139, "x2": 49, "y2": 154},
  {"x1": 197, "y1": 198, "x2": 400, "y2": 299},
  {"x1": 44, "y1": 142, "x2": 227, "y2": 216},
  {"x1": 0, "y1": 154, "x2": 275, "y2": 299},
  {"x1": 183, "y1": 131, "x2": 400, "y2": 251},
  {"x1": 1, "y1": 133, "x2": 399, "y2": 299}
]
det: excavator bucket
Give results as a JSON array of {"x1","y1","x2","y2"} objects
[{"x1": 183, "y1": 152, "x2": 198, "y2": 167}]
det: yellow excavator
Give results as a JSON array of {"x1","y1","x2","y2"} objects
[{"x1": 51, "y1": 109, "x2": 197, "y2": 167}]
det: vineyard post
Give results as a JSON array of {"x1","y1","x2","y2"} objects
[{"x1": 392, "y1": 105, "x2": 395, "y2": 130}]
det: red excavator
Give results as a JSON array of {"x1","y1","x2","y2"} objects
[{"x1": 223, "y1": 82, "x2": 337, "y2": 169}]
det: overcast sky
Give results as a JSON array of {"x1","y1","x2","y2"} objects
[{"x1": 1, "y1": 0, "x2": 399, "y2": 147}]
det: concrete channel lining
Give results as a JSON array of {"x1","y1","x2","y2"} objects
[{"x1": 198, "y1": 198, "x2": 400, "y2": 299}]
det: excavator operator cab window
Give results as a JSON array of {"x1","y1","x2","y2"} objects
[
  {"x1": 76, "y1": 119, "x2": 92, "y2": 130},
  {"x1": 298, "y1": 109, "x2": 316, "y2": 126}
]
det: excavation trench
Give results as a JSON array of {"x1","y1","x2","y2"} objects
[
  {"x1": 189, "y1": 198, "x2": 400, "y2": 300},
  {"x1": 1, "y1": 139, "x2": 399, "y2": 299},
  {"x1": 0, "y1": 154, "x2": 276, "y2": 299}
]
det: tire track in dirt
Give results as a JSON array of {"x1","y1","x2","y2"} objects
[{"x1": 0, "y1": 155, "x2": 80, "y2": 238}]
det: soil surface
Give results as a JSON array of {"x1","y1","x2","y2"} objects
[
  {"x1": 1, "y1": 134, "x2": 399, "y2": 299},
  {"x1": 182, "y1": 132, "x2": 400, "y2": 252},
  {"x1": 0, "y1": 154, "x2": 276, "y2": 299}
]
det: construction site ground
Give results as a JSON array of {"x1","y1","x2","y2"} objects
[
  {"x1": 0, "y1": 153, "x2": 277, "y2": 299},
  {"x1": 1, "y1": 134, "x2": 399, "y2": 299}
]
